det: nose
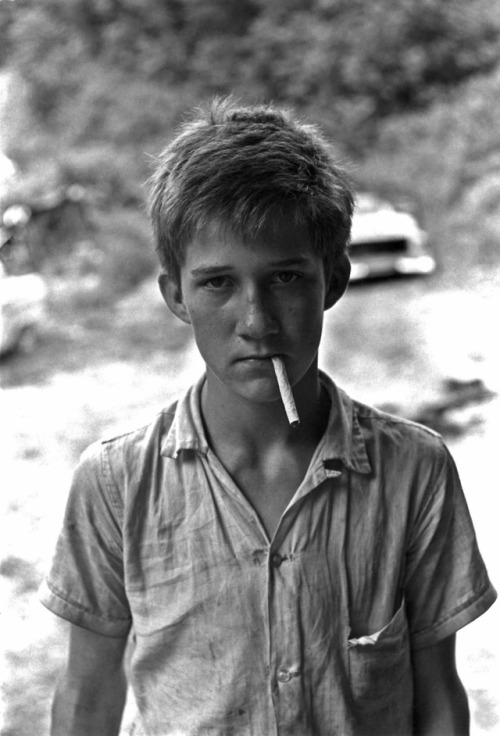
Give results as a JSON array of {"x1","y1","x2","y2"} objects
[{"x1": 236, "y1": 285, "x2": 278, "y2": 339}]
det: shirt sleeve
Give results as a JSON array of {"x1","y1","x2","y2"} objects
[
  {"x1": 39, "y1": 441, "x2": 132, "y2": 637},
  {"x1": 404, "y1": 442, "x2": 496, "y2": 649}
]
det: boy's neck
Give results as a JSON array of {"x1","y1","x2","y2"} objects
[{"x1": 200, "y1": 365, "x2": 329, "y2": 454}]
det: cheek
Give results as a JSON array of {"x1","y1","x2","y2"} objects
[
  {"x1": 285, "y1": 298, "x2": 323, "y2": 332},
  {"x1": 187, "y1": 307, "x2": 227, "y2": 349},
  {"x1": 289, "y1": 303, "x2": 325, "y2": 356}
]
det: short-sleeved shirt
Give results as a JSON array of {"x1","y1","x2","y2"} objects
[{"x1": 40, "y1": 372, "x2": 496, "y2": 736}]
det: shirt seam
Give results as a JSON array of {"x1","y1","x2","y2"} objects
[
  {"x1": 100, "y1": 442, "x2": 125, "y2": 526},
  {"x1": 44, "y1": 578, "x2": 132, "y2": 623}
]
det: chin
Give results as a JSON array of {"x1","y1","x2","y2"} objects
[{"x1": 228, "y1": 376, "x2": 282, "y2": 405}]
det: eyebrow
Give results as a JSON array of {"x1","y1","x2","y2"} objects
[
  {"x1": 269, "y1": 257, "x2": 312, "y2": 267},
  {"x1": 189, "y1": 257, "x2": 312, "y2": 277},
  {"x1": 190, "y1": 266, "x2": 231, "y2": 277}
]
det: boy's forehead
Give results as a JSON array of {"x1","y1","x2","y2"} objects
[{"x1": 185, "y1": 214, "x2": 318, "y2": 259}]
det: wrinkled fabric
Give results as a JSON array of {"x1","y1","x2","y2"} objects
[{"x1": 40, "y1": 372, "x2": 497, "y2": 736}]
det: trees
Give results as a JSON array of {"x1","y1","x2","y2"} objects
[
  {"x1": 244, "y1": 0, "x2": 500, "y2": 125},
  {"x1": 2, "y1": 0, "x2": 499, "y2": 148}
]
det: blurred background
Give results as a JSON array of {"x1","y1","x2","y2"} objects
[{"x1": 1, "y1": 0, "x2": 499, "y2": 733}]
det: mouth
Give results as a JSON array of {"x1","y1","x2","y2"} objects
[
  {"x1": 235, "y1": 354, "x2": 278, "y2": 363},
  {"x1": 233, "y1": 354, "x2": 280, "y2": 373}
]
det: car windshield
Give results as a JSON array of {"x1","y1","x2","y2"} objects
[{"x1": 355, "y1": 192, "x2": 394, "y2": 214}]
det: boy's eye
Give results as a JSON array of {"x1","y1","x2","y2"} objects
[
  {"x1": 272, "y1": 271, "x2": 300, "y2": 284},
  {"x1": 203, "y1": 276, "x2": 231, "y2": 289}
]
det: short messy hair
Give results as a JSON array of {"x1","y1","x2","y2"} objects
[{"x1": 149, "y1": 98, "x2": 354, "y2": 284}]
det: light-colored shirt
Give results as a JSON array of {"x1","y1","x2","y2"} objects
[{"x1": 40, "y1": 372, "x2": 496, "y2": 736}]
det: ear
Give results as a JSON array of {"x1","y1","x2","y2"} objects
[
  {"x1": 324, "y1": 252, "x2": 351, "y2": 310},
  {"x1": 158, "y1": 272, "x2": 191, "y2": 325}
]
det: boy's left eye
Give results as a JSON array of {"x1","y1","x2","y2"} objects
[{"x1": 272, "y1": 271, "x2": 300, "y2": 284}]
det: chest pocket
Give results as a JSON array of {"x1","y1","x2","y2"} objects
[{"x1": 347, "y1": 601, "x2": 413, "y2": 725}]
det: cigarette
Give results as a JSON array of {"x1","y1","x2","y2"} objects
[{"x1": 271, "y1": 356, "x2": 300, "y2": 427}]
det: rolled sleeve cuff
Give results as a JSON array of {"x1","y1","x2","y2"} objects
[
  {"x1": 39, "y1": 579, "x2": 132, "y2": 638},
  {"x1": 410, "y1": 582, "x2": 498, "y2": 650}
]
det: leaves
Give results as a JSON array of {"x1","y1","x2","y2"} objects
[{"x1": 2, "y1": 0, "x2": 499, "y2": 148}]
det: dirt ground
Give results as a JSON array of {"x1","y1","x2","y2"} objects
[{"x1": 1, "y1": 271, "x2": 499, "y2": 735}]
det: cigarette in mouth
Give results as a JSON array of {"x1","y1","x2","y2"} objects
[{"x1": 271, "y1": 356, "x2": 300, "y2": 427}]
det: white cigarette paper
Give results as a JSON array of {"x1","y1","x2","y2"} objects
[{"x1": 271, "y1": 356, "x2": 300, "y2": 427}]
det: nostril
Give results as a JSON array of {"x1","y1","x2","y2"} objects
[{"x1": 237, "y1": 300, "x2": 278, "y2": 338}]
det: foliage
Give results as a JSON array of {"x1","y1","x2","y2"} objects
[
  {"x1": 353, "y1": 66, "x2": 500, "y2": 280},
  {"x1": 2, "y1": 0, "x2": 499, "y2": 148},
  {"x1": 2, "y1": 0, "x2": 500, "y2": 291},
  {"x1": 90, "y1": 207, "x2": 158, "y2": 298}
]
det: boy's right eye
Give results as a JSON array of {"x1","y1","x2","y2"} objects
[{"x1": 203, "y1": 276, "x2": 231, "y2": 289}]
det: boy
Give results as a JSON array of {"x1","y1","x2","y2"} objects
[{"x1": 41, "y1": 99, "x2": 496, "y2": 736}]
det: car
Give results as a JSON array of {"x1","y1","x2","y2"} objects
[{"x1": 348, "y1": 192, "x2": 436, "y2": 282}]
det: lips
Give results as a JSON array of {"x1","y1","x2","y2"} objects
[{"x1": 235, "y1": 354, "x2": 278, "y2": 363}]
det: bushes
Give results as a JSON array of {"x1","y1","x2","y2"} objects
[
  {"x1": 5, "y1": 0, "x2": 500, "y2": 148},
  {"x1": 23, "y1": 201, "x2": 158, "y2": 305},
  {"x1": 353, "y1": 67, "x2": 500, "y2": 281},
  {"x1": 82, "y1": 207, "x2": 158, "y2": 302}
]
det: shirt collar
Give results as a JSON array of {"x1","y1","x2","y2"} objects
[
  {"x1": 316, "y1": 371, "x2": 371, "y2": 474},
  {"x1": 161, "y1": 371, "x2": 371, "y2": 475},
  {"x1": 161, "y1": 374, "x2": 210, "y2": 458}
]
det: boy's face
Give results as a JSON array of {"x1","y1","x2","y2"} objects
[{"x1": 160, "y1": 216, "x2": 348, "y2": 407}]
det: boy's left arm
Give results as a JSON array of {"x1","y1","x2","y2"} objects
[{"x1": 412, "y1": 633, "x2": 470, "y2": 736}]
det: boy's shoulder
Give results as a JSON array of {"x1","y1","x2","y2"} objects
[
  {"x1": 101, "y1": 404, "x2": 178, "y2": 446},
  {"x1": 353, "y1": 396, "x2": 440, "y2": 437},
  {"x1": 322, "y1": 372, "x2": 441, "y2": 443},
  {"x1": 339, "y1": 394, "x2": 456, "y2": 494},
  {"x1": 348, "y1": 391, "x2": 448, "y2": 461},
  {"x1": 320, "y1": 374, "x2": 450, "y2": 477},
  {"x1": 80, "y1": 399, "x2": 180, "y2": 472}
]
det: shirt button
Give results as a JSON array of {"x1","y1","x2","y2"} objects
[
  {"x1": 277, "y1": 669, "x2": 293, "y2": 683},
  {"x1": 270, "y1": 552, "x2": 283, "y2": 568}
]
